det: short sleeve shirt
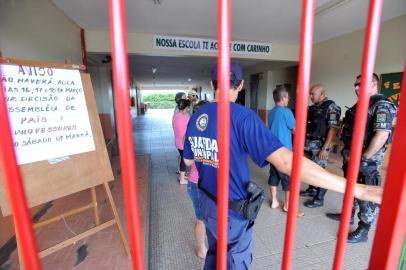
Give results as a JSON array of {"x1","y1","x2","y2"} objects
[
  {"x1": 326, "y1": 101, "x2": 341, "y2": 129},
  {"x1": 172, "y1": 112, "x2": 190, "y2": 149},
  {"x1": 267, "y1": 106, "x2": 295, "y2": 150},
  {"x1": 372, "y1": 96, "x2": 397, "y2": 131},
  {"x1": 183, "y1": 102, "x2": 283, "y2": 201}
]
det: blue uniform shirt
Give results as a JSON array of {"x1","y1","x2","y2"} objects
[
  {"x1": 183, "y1": 102, "x2": 283, "y2": 201},
  {"x1": 267, "y1": 106, "x2": 295, "y2": 150}
]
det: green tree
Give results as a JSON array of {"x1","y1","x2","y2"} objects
[{"x1": 143, "y1": 93, "x2": 176, "y2": 109}]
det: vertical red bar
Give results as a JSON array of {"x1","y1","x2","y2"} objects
[
  {"x1": 216, "y1": 0, "x2": 231, "y2": 269},
  {"x1": 333, "y1": 1, "x2": 383, "y2": 269},
  {"x1": 107, "y1": 1, "x2": 145, "y2": 269},
  {"x1": 80, "y1": 28, "x2": 88, "y2": 73},
  {"x1": 369, "y1": 65, "x2": 406, "y2": 270},
  {"x1": 0, "y1": 64, "x2": 42, "y2": 269},
  {"x1": 281, "y1": 1, "x2": 315, "y2": 269}
]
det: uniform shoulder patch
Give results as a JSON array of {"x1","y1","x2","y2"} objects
[
  {"x1": 196, "y1": 114, "x2": 208, "y2": 131},
  {"x1": 376, "y1": 113, "x2": 386, "y2": 123}
]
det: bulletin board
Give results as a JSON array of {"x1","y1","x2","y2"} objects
[
  {"x1": 0, "y1": 58, "x2": 114, "y2": 216},
  {"x1": 380, "y1": 72, "x2": 403, "y2": 107}
]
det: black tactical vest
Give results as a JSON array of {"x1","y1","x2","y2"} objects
[
  {"x1": 341, "y1": 94, "x2": 394, "y2": 148},
  {"x1": 306, "y1": 100, "x2": 334, "y2": 141}
]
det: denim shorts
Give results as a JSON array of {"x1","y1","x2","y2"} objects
[{"x1": 187, "y1": 182, "x2": 203, "y2": 220}]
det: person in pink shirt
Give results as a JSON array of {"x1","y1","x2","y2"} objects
[
  {"x1": 172, "y1": 98, "x2": 191, "y2": 184},
  {"x1": 186, "y1": 100, "x2": 209, "y2": 258}
]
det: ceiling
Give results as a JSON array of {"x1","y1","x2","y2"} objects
[
  {"x1": 88, "y1": 53, "x2": 297, "y2": 88},
  {"x1": 53, "y1": 0, "x2": 406, "y2": 44},
  {"x1": 53, "y1": 0, "x2": 406, "y2": 88}
]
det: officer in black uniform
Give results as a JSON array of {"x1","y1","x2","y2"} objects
[
  {"x1": 326, "y1": 73, "x2": 397, "y2": 243},
  {"x1": 300, "y1": 84, "x2": 341, "y2": 208}
]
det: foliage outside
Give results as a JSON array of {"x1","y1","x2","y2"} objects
[{"x1": 143, "y1": 93, "x2": 176, "y2": 109}]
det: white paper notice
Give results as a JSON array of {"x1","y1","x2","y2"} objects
[{"x1": 1, "y1": 64, "x2": 96, "y2": 165}]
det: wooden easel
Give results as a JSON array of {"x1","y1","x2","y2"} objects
[
  {"x1": 16, "y1": 184, "x2": 130, "y2": 269},
  {"x1": 0, "y1": 58, "x2": 130, "y2": 268}
]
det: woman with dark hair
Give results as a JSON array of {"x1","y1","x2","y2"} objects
[
  {"x1": 172, "y1": 98, "x2": 191, "y2": 184},
  {"x1": 174, "y1": 92, "x2": 186, "y2": 114}
]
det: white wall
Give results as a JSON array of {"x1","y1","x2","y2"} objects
[
  {"x1": 312, "y1": 15, "x2": 406, "y2": 110},
  {"x1": 244, "y1": 63, "x2": 298, "y2": 110},
  {"x1": 0, "y1": 0, "x2": 81, "y2": 63},
  {"x1": 88, "y1": 66, "x2": 114, "y2": 115}
]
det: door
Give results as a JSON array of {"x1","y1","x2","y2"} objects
[{"x1": 250, "y1": 74, "x2": 259, "y2": 112}]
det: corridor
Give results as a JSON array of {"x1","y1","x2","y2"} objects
[{"x1": 140, "y1": 109, "x2": 377, "y2": 270}]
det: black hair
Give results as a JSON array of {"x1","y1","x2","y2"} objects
[
  {"x1": 175, "y1": 92, "x2": 186, "y2": 103},
  {"x1": 193, "y1": 100, "x2": 209, "y2": 113},
  {"x1": 177, "y1": 98, "x2": 190, "y2": 111},
  {"x1": 273, "y1": 86, "x2": 289, "y2": 103},
  {"x1": 356, "y1": 73, "x2": 379, "y2": 84},
  {"x1": 211, "y1": 80, "x2": 242, "y2": 91}
]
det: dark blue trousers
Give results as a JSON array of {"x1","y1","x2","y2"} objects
[{"x1": 199, "y1": 191, "x2": 253, "y2": 270}]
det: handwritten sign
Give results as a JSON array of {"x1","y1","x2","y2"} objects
[{"x1": 1, "y1": 64, "x2": 95, "y2": 165}]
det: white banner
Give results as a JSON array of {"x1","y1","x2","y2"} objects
[
  {"x1": 1, "y1": 64, "x2": 96, "y2": 165},
  {"x1": 154, "y1": 35, "x2": 272, "y2": 56}
]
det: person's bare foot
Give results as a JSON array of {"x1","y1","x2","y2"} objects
[
  {"x1": 179, "y1": 179, "x2": 188, "y2": 185},
  {"x1": 196, "y1": 246, "x2": 208, "y2": 259},
  {"x1": 270, "y1": 200, "x2": 280, "y2": 209},
  {"x1": 282, "y1": 204, "x2": 305, "y2": 217}
]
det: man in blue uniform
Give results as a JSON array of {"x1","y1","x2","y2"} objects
[
  {"x1": 326, "y1": 73, "x2": 397, "y2": 243},
  {"x1": 183, "y1": 64, "x2": 383, "y2": 269}
]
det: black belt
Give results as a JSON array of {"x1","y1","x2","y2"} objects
[{"x1": 198, "y1": 183, "x2": 247, "y2": 216}]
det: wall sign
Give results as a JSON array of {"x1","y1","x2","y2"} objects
[
  {"x1": 154, "y1": 35, "x2": 272, "y2": 56},
  {"x1": 1, "y1": 64, "x2": 96, "y2": 164},
  {"x1": 380, "y1": 72, "x2": 403, "y2": 106}
]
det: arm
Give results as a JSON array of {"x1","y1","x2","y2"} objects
[
  {"x1": 184, "y1": 158, "x2": 194, "y2": 167},
  {"x1": 319, "y1": 127, "x2": 338, "y2": 160},
  {"x1": 267, "y1": 147, "x2": 382, "y2": 204},
  {"x1": 362, "y1": 130, "x2": 390, "y2": 159}
]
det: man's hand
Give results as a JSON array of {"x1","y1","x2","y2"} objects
[
  {"x1": 267, "y1": 147, "x2": 383, "y2": 204},
  {"x1": 318, "y1": 148, "x2": 328, "y2": 160},
  {"x1": 363, "y1": 130, "x2": 389, "y2": 159}
]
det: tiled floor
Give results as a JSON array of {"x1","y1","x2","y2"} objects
[
  {"x1": 1, "y1": 108, "x2": 402, "y2": 270},
  {"x1": 1, "y1": 152, "x2": 149, "y2": 270},
  {"x1": 139, "y1": 109, "x2": 388, "y2": 270}
]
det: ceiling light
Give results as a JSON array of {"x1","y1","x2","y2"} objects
[{"x1": 188, "y1": 78, "x2": 192, "y2": 82}]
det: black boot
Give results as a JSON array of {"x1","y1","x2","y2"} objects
[
  {"x1": 304, "y1": 199, "x2": 323, "y2": 208},
  {"x1": 347, "y1": 226, "x2": 369, "y2": 243},
  {"x1": 304, "y1": 188, "x2": 326, "y2": 208},
  {"x1": 300, "y1": 187, "x2": 317, "y2": 197},
  {"x1": 326, "y1": 213, "x2": 354, "y2": 225}
]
